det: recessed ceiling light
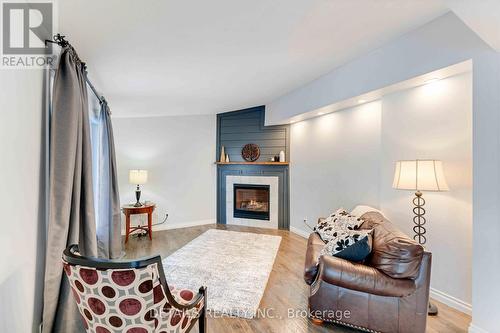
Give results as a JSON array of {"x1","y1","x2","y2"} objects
[
  {"x1": 358, "y1": 99, "x2": 366, "y2": 104},
  {"x1": 318, "y1": 112, "x2": 325, "y2": 115},
  {"x1": 424, "y1": 78, "x2": 440, "y2": 84}
]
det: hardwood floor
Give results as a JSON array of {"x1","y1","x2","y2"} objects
[{"x1": 124, "y1": 224, "x2": 471, "y2": 333}]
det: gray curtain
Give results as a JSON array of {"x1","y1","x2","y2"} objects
[
  {"x1": 103, "y1": 101, "x2": 123, "y2": 259},
  {"x1": 42, "y1": 46, "x2": 98, "y2": 333},
  {"x1": 89, "y1": 96, "x2": 122, "y2": 259}
]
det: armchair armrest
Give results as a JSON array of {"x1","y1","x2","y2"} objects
[
  {"x1": 304, "y1": 232, "x2": 325, "y2": 285},
  {"x1": 171, "y1": 286, "x2": 206, "y2": 310},
  {"x1": 317, "y1": 254, "x2": 416, "y2": 297}
]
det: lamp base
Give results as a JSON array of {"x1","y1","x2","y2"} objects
[
  {"x1": 413, "y1": 192, "x2": 437, "y2": 316},
  {"x1": 134, "y1": 186, "x2": 143, "y2": 207},
  {"x1": 413, "y1": 191, "x2": 427, "y2": 245}
]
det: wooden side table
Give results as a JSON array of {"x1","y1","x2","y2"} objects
[{"x1": 122, "y1": 203, "x2": 156, "y2": 243}]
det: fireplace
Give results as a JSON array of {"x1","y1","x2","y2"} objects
[{"x1": 233, "y1": 184, "x2": 270, "y2": 220}]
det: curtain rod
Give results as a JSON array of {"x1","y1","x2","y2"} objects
[{"x1": 45, "y1": 33, "x2": 110, "y2": 112}]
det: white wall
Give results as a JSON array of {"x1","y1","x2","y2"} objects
[
  {"x1": 380, "y1": 72, "x2": 473, "y2": 310},
  {"x1": 0, "y1": 70, "x2": 46, "y2": 332},
  {"x1": 290, "y1": 102, "x2": 381, "y2": 230},
  {"x1": 113, "y1": 115, "x2": 216, "y2": 230},
  {"x1": 470, "y1": 52, "x2": 500, "y2": 333},
  {"x1": 290, "y1": 73, "x2": 472, "y2": 313},
  {"x1": 269, "y1": 13, "x2": 499, "y2": 332}
]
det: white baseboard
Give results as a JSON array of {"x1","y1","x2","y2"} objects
[
  {"x1": 468, "y1": 323, "x2": 489, "y2": 333},
  {"x1": 154, "y1": 219, "x2": 215, "y2": 231},
  {"x1": 290, "y1": 226, "x2": 311, "y2": 238},
  {"x1": 121, "y1": 219, "x2": 215, "y2": 235},
  {"x1": 430, "y1": 287, "x2": 472, "y2": 315}
]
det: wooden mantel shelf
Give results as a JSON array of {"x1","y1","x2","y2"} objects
[{"x1": 215, "y1": 161, "x2": 289, "y2": 165}]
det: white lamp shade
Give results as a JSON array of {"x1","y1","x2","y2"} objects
[
  {"x1": 129, "y1": 170, "x2": 148, "y2": 185},
  {"x1": 392, "y1": 160, "x2": 449, "y2": 192}
]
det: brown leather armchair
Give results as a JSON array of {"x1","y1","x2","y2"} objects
[{"x1": 304, "y1": 212, "x2": 431, "y2": 333}]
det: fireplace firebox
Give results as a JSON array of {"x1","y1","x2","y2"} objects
[{"x1": 233, "y1": 184, "x2": 270, "y2": 220}]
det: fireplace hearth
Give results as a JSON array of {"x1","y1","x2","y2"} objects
[{"x1": 233, "y1": 184, "x2": 270, "y2": 220}]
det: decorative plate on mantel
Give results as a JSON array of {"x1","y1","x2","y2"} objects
[{"x1": 241, "y1": 143, "x2": 260, "y2": 162}]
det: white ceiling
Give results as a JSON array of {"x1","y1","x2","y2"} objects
[
  {"x1": 443, "y1": 0, "x2": 500, "y2": 52},
  {"x1": 59, "y1": 0, "x2": 450, "y2": 117}
]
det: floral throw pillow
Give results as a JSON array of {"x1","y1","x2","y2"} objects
[
  {"x1": 320, "y1": 229, "x2": 373, "y2": 262},
  {"x1": 314, "y1": 218, "x2": 335, "y2": 242},
  {"x1": 314, "y1": 208, "x2": 365, "y2": 242},
  {"x1": 325, "y1": 208, "x2": 365, "y2": 231}
]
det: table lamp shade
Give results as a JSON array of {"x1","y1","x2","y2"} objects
[
  {"x1": 129, "y1": 170, "x2": 148, "y2": 185},
  {"x1": 392, "y1": 160, "x2": 449, "y2": 192}
]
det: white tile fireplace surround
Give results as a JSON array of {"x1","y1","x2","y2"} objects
[{"x1": 226, "y1": 175, "x2": 279, "y2": 229}]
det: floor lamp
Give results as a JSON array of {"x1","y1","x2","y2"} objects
[{"x1": 392, "y1": 159, "x2": 449, "y2": 315}]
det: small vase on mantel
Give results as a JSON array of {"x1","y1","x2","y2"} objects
[
  {"x1": 279, "y1": 150, "x2": 285, "y2": 162},
  {"x1": 225, "y1": 154, "x2": 230, "y2": 163},
  {"x1": 220, "y1": 146, "x2": 226, "y2": 163}
]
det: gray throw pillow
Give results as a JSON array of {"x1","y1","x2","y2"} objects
[{"x1": 321, "y1": 229, "x2": 373, "y2": 262}]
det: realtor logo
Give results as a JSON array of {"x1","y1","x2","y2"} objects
[{"x1": 1, "y1": 1, "x2": 55, "y2": 68}]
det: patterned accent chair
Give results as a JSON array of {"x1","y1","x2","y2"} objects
[{"x1": 62, "y1": 244, "x2": 207, "y2": 333}]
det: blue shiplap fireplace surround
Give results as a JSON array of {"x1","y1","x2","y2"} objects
[{"x1": 216, "y1": 106, "x2": 290, "y2": 230}]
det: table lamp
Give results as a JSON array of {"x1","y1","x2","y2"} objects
[
  {"x1": 129, "y1": 169, "x2": 148, "y2": 207},
  {"x1": 392, "y1": 159, "x2": 448, "y2": 315}
]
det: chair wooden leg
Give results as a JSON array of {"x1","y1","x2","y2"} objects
[
  {"x1": 198, "y1": 309, "x2": 206, "y2": 333},
  {"x1": 198, "y1": 287, "x2": 207, "y2": 333}
]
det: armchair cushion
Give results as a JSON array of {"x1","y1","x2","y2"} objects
[{"x1": 317, "y1": 255, "x2": 417, "y2": 297}]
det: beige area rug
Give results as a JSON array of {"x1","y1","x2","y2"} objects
[{"x1": 162, "y1": 229, "x2": 281, "y2": 319}]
